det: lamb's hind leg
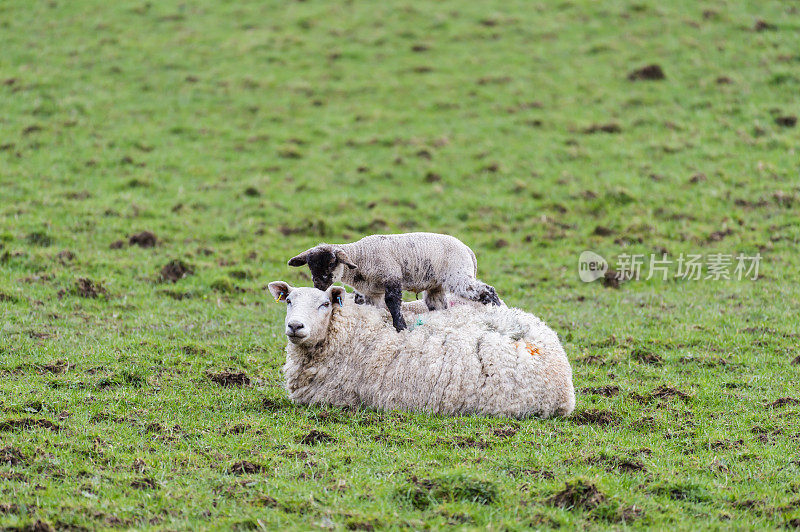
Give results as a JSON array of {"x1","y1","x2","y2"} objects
[
  {"x1": 423, "y1": 287, "x2": 447, "y2": 311},
  {"x1": 452, "y1": 277, "x2": 502, "y2": 306}
]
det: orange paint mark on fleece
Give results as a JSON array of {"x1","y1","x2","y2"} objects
[{"x1": 515, "y1": 341, "x2": 540, "y2": 356}]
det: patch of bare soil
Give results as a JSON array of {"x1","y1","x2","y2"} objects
[
  {"x1": 437, "y1": 436, "x2": 491, "y2": 449},
  {"x1": 0, "y1": 446, "x2": 28, "y2": 466},
  {"x1": 548, "y1": 480, "x2": 606, "y2": 510},
  {"x1": 578, "y1": 355, "x2": 607, "y2": 365},
  {"x1": 754, "y1": 19, "x2": 777, "y2": 31},
  {"x1": 631, "y1": 347, "x2": 663, "y2": 365},
  {"x1": 602, "y1": 270, "x2": 623, "y2": 288},
  {"x1": 40, "y1": 360, "x2": 72, "y2": 374},
  {"x1": 299, "y1": 429, "x2": 336, "y2": 445},
  {"x1": 159, "y1": 259, "x2": 193, "y2": 282},
  {"x1": 628, "y1": 64, "x2": 665, "y2": 81},
  {"x1": 229, "y1": 461, "x2": 266, "y2": 474},
  {"x1": 572, "y1": 409, "x2": 620, "y2": 426},
  {"x1": 592, "y1": 225, "x2": 614, "y2": 236},
  {"x1": 56, "y1": 250, "x2": 75, "y2": 264},
  {"x1": 0, "y1": 292, "x2": 19, "y2": 303},
  {"x1": 130, "y1": 477, "x2": 157, "y2": 489},
  {"x1": 492, "y1": 425, "x2": 518, "y2": 438},
  {"x1": 0, "y1": 418, "x2": 59, "y2": 431},
  {"x1": 582, "y1": 385, "x2": 620, "y2": 397},
  {"x1": 708, "y1": 228, "x2": 734, "y2": 242},
  {"x1": 651, "y1": 385, "x2": 692, "y2": 400},
  {"x1": 129, "y1": 231, "x2": 157, "y2": 247},
  {"x1": 767, "y1": 397, "x2": 800, "y2": 408},
  {"x1": 583, "y1": 123, "x2": 622, "y2": 134},
  {"x1": 206, "y1": 370, "x2": 250, "y2": 387},
  {"x1": 75, "y1": 278, "x2": 106, "y2": 298}
]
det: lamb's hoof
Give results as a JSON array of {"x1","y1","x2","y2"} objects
[{"x1": 478, "y1": 288, "x2": 502, "y2": 306}]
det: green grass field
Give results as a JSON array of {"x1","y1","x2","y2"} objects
[{"x1": 2, "y1": 0, "x2": 800, "y2": 529}]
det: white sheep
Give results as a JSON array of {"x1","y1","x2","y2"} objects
[
  {"x1": 268, "y1": 281, "x2": 575, "y2": 419},
  {"x1": 287, "y1": 232, "x2": 502, "y2": 332}
]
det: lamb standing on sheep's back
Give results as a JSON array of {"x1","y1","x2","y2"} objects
[
  {"x1": 287, "y1": 232, "x2": 502, "y2": 332},
  {"x1": 268, "y1": 282, "x2": 575, "y2": 419}
]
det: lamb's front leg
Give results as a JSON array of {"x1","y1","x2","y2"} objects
[{"x1": 384, "y1": 281, "x2": 407, "y2": 332}]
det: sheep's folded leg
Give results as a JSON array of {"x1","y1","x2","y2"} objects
[{"x1": 384, "y1": 282, "x2": 407, "y2": 332}]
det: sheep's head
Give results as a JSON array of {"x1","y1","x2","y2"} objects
[
  {"x1": 269, "y1": 281, "x2": 346, "y2": 346},
  {"x1": 287, "y1": 245, "x2": 357, "y2": 290}
]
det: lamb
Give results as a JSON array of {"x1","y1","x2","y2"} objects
[
  {"x1": 287, "y1": 232, "x2": 502, "y2": 332},
  {"x1": 268, "y1": 281, "x2": 575, "y2": 419}
]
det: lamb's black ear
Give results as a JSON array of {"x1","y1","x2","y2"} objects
[
  {"x1": 328, "y1": 285, "x2": 347, "y2": 307},
  {"x1": 287, "y1": 249, "x2": 311, "y2": 267},
  {"x1": 335, "y1": 249, "x2": 357, "y2": 269},
  {"x1": 268, "y1": 281, "x2": 293, "y2": 302}
]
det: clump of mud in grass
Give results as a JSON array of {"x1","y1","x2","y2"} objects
[
  {"x1": 397, "y1": 474, "x2": 498, "y2": 509},
  {"x1": 229, "y1": 461, "x2": 266, "y2": 474},
  {"x1": 75, "y1": 278, "x2": 107, "y2": 298},
  {"x1": 572, "y1": 409, "x2": 620, "y2": 426},
  {"x1": 0, "y1": 292, "x2": 19, "y2": 303},
  {"x1": 130, "y1": 477, "x2": 157, "y2": 489},
  {"x1": 160, "y1": 259, "x2": 193, "y2": 282},
  {"x1": 40, "y1": 360, "x2": 72, "y2": 374},
  {"x1": 602, "y1": 270, "x2": 624, "y2": 288},
  {"x1": 207, "y1": 370, "x2": 250, "y2": 387},
  {"x1": 299, "y1": 429, "x2": 336, "y2": 445},
  {"x1": 767, "y1": 397, "x2": 800, "y2": 408},
  {"x1": 56, "y1": 250, "x2": 75, "y2": 264},
  {"x1": 0, "y1": 446, "x2": 28, "y2": 466},
  {"x1": 129, "y1": 231, "x2": 157, "y2": 247},
  {"x1": 547, "y1": 480, "x2": 606, "y2": 510},
  {"x1": 628, "y1": 64, "x2": 665, "y2": 81},
  {"x1": 0, "y1": 418, "x2": 59, "y2": 431},
  {"x1": 631, "y1": 346, "x2": 662, "y2": 365},
  {"x1": 582, "y1": 385, "x2": 620, "y2": 397},
  {"x1": 583, "y1": 123, "x2": 621, "y2": 134},
  {"x1": 651, "y1": 385, "x2": 691, "y2": 400},
  {"x1": 492, "y1": 425, "x2": 518, "y2": 438}
]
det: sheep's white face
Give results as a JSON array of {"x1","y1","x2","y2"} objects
[{"x1": 268, "y1": 282, "x2": 346, "y2": 346}]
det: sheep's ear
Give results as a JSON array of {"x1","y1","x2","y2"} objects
[
  {"x1": 328, "y1": 285, "x2": 347, "y2": 307},
  {"x1": 335, "y1": 249, "x2": 357, "y2": 269},
  {"x1": 268, "y1": 281, "x2": 292, "y2": 302},
  {"x1": 287, "y1": 249, "x2": 311, "y2": 267}
]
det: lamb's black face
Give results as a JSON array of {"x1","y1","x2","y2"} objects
[{"x1": 307, "y1": 249, "x2": 338, "y2": 290}]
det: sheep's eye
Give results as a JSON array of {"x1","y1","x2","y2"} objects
[{"x1": 319, "y1": 301, "x2": 330, "y2": 309}]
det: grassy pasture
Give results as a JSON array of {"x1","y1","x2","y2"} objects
[{"x1": 1, "y1": 0, "x2": 800, "y2": 529}]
